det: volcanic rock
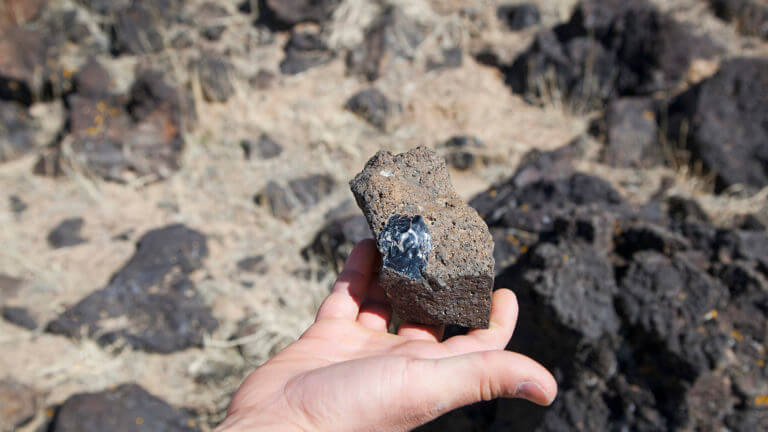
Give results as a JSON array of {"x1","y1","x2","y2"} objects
[
  {"x1": 0, "y1": 379, "x2": 36, "y2": 432},
  {"x1": 710, "y1": 0, "x2": 768, "y2": 39},
  {"x1": 47, "y1": 217, "x2": 87, "y2": 249},
  {"x1": 263, "y1": 0, "x2": 341, "y2": 26},
  {"x1": 255, "y1": 174, "x2": 336, "y2": 221},
  {"x1": 51, "y1": 384, "x2": 197, "y2": 432},
  {"x1": 438, "y1": 136, "x2": 488, "y2": 171},
  {"x1": 46, "y1": 224, "x2": 217, "y2": 353},
  {"x1": 345, "y1": 88, "x2": 394, "y2": 131},
  {"x1": 279, "y1": 28, "x2": 334, "y2": 75},
  {"x1": 497, "y1": 3, "x2": 541, "y2": 31},
  {"x1": 111, "y1": 3, "x2": 165, "y2": 55},
  {"x1": 197, "y1": 55, "x2": 235, "y2": 103},
  {"x1": 0, "y1": 101, "x2": 39, "y2": 163},
  {"x1": 1, "y1": 306, "x2": 37, "y2": 330},
  {"x1": 668, "y1": 58, "x2": 768, "y2": 192},
  {"x1": 303, "y1": 211, "x2": 372, "y2": 274},
  {"x1": 597, "y1": 97, "x2": 663, "y2": 167},
  {"x1": 350, "y1": 147, "x2": 495, "y2": 328}
]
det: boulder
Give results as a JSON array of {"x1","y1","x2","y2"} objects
[
  {"x1": 350, "y1": 147, "x2": 495, "y2": 328},
  {"x1": 668, "y1": 58, "x2": 768, "y2": 192},
  {"x1": 51, "y1": 384, "x2": 197, "y2": 432},
  {"x1": 46, "y1": 225, "x2": 218, "y2": 353}
]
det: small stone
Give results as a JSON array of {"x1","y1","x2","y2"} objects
[
  {"x1": 426, "y1": 47, "x2": 463, "y2": 72},
  {"x1": 279, "y1": 29, "x2": 334, "y2": 75},
  {"x1": 497, "y1": 3, "x2": 541, "y2": 30},
  {"x1": 237, "y1": 255, "x2": 268, "y2": 274},
  {"x1": 302, "y1": 211, "x2": 372, "y2": 273},
  {"x1": 255, "y1": 181, "x2": 298, "y2": 221},
  {"x1": 242, "y1": 134, "x2": 283, "y2": 160},
  {"x1": 8, "y1": 195, "x2": 27, "y2": 215},
  {"x1": 1, "y1": 306, "x2": 37, "y2": 330},
  {"x1": 249, "y1": 69, "x2": 275, "y2": 89},
  {"x1": 438, "y1": 135, "x2": 487, "y2": 171},
  {"x1": 51, "y1": 384, "x2": 196, "y2": 432},
  {"x1": 350, "y1": 147, "x2": 495, "y2": 328},
  {"x1": 0, "y1": 101, "x2": 38, "y2": 163},
  {"x1": 0, "y1": 379, "x2": 36, "y2": 432},
  {"x1": 263, "y1": 0, "x2": 341, "y2": 26},
  {"x1": 111, "y1": 4, "x2": 165, "y2": 55},
  {"x1": 288, "y1": 174, "x2": 335, "y2": 207},
  {"x1": 197, "y1": 55, "x2": 235, "y2": 103},
  {"x1": 47, "y1": 218, "x2": 86, "y2": 249},
  {"x1": 598, "y1": 97, "x2": 663, "y2": 168},
  {"x1": 345, "y1": 88, "x2": 394, "y2": 130},
  {"x1": 0, "y1": 273, "x2": 23, "y2": 301}
]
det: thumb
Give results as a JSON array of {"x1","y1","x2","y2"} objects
[{"x1": 404, "y1": 350, "x2": 557, "y2": 424}]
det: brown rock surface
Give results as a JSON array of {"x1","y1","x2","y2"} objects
[{"x1": 350, "y1": 147, "x2": 494, "y2": 328}]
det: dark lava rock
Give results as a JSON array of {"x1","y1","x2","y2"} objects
[
  {"x1": 497, "y1": 3, "x2": 541, "y2": 31},
  {"x1": 255, "y1": 174, "x2": 336, "y2": 220},
  {"x1": 425, "y1": 47, "x2": 463, "y2": 72},
  {"x1": 438, "y1": 135, "x2": 487, "y2": 171},
  {"x1": 346, "y1": 6, "x2": 426, "y2": 81},
  {"x1": 505, "y1": 0, "x2": 719, "y2": 108},
  {"x1": 666, "y1": 195, "x2": 709, "y2": 223},
  {"x1": 237, "y1": 255, "x2": 268, "y2": 274},
  {"x1": 1, "y1": 306, "x2": 37, "y2": 330},
  {"x1": 668, "y1": 58, "x2": 768, "y2": 192},
  {"x1": 710, "y1": 0, "x2": 768, "y2": 39},
  {"x1": 345, "y1": 88, "x2": 394, "y2": 130},
  {"x1": 8, "y1": 195, "x2": 27, "y2": 215},
  {"x1": 302, "y1": 212, "x2": 372, "y2": 274},
  {"x1": 46, "y1": 225, "x2": 218, "y2": 353},
  {"x1": 36, "y1": 70, "x2": 184, "y2": 182},
  {"x1": 47, "y1": 218, "x2": 87, "y2": 249},
  {"x1": 350, "y1": 147, "x2": 495, "y2": 328},
  {"x1": 0, "y1": 101, "x2": 38, "y2": 163},
  {"x1": 279, "y1": 29, "x2": 334, "y2": 75},
  {"x1": 197, "y1": 2, "x2": 229, "y2": 41},
  {"x1": 0, "y1": 379, "x2": 36, "y2": 432},
  {"x1": 618, "y1": 251, "x2": 729, "y2": 376},
  {"x1": 111, "y1": 4, "x2": 165, "y2": 55},
  {"x1": 74, "y1": 58, "x2": 113, "y2": 99},
  {"x1": 263, "y1": 0, "x2": 341, "y2": 26},
  {"x1": 197, "y1": 55, "x2": 235, "y2": 103},
  {"x1": 241, "y1": 134, "x2": 283, "y2": 160},
  {"x1": 52, "y1": 384, "x2": 197, "y2": 432},
  {"x1": 597, "y1": 97, "x2": 663, "y2": 168}
]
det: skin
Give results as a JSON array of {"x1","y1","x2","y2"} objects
[{"x1": 216, "y1": 239, "x2": 557, "y2": 432}]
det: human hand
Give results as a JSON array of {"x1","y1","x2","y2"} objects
[{"x1": 216, "y1": 239, "x2": 557, "y2": 432}]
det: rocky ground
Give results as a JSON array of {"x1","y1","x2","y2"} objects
[{"x1": 0, "y1": 0, "x2": 766, "y2": 431}]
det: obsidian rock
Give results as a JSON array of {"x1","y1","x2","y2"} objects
[
  {"x1": 378, "y1": 214, "x2": 432, "y2": 280},
  {"x1": 351, "y1": 147, "x2": 494, "y2": 328}
]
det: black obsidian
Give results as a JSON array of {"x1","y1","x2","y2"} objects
[{"x1": 377, "y1": 214, "x2": 432, "y2": 279}]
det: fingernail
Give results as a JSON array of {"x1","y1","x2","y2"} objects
[{"x1": 515, "y1": 381, "x2": 548, "y2": 403}]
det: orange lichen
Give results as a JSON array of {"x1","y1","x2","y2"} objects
[
  {"x1": 755, "y1": 395, "x2": 768, "y2": 406},
  {"x1": 730, "y1": 330, "x2": 744, "y2": 341}
]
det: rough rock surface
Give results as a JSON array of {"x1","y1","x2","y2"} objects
[
  {"x1": 345, "y1": 88, "x2": 395, "y2": 130},
  {"x1": 668, "y1": 57, "x2": 768, "y2": 191},
  {"x1": 710, "y1": 0, "x2": 768, "y2": 39},
  {"x1": 0, "y1": 379, "x2": 36, "y2": 432},
  {"x1": 596, "y1": 97, "x2": 663, "y2": 167},
  {"x1": 46, "y1": 225, "x2": 217, "y2": 353},
  {"x1": 197, "y1": 55, "x2": 235, "y2": 103},
  {"x1": 51, "y1": 384, "x2": 197, "y2": 432},
  {"x1": 279, "y1": 28, "x2": 334, "y2": 75},
  {"x1": 47, "y1": 218, "x2": 87, "y2": 249},
  {"x1": 350, "y1": 147, "x2": 495, "y2": 328},
  {"x1": 263, "y1": 0, "x2": 341, "y2": 26},
  {"x1": 504, "y1": 0, "x2": 719, "y2": 108}
]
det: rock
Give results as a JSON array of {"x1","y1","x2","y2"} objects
[
  {"x1": 346, "y1": 6, "x2": 426, "y2": 81},
  {"x1": 237, "y1": 255, "x2": 268, "y2": 274},
  {"x1": 597, "y1": 97, "x2": 663, "y2": 167},
  {"x1": 241, "y1": 134, "x2": 283, "y2": 160},
  {"x1": 263, "y1": 0, "x2": 340, "y2": 26},
  {"x1": 52, "y1": 384, "x2": 197, "y2": 432},
  {"x1": 506, "y1": 0, "x2": 719, "y2": 108},
  {"x1": 0, "y1": 0, "x2": 46, "y2": 28},
  {"x1": 614, "y1": 222, "x2": 690, "y2": 259},
  {"x1": 79, "y1": 0, "x2": 130, "y2": 15},
  {"x1": 111, "y1": 3, "x2": 165, "y2": 55},
  {"x1": 36, "y1": 70, "x2": 185, "y2": 182},
  {"x1": 249, "y1": 69, "x2": 275, "y2": 89},
  {"x1": 668, "y1": 58, "x2": 768, "y2": 192},
  {"x1": 0, "y1": 379, "x2": 36, "y2": 432},
  {"x1": 350, "y1": 147, "x2": 495, "y2": 328},
  {"x1": 255, "y1": 174, "x2": 335, "y2": 220},
  {"x1": 197, "y1": 55, "x2": 235, "y2": 103},
  {"x1": 425, "y1": 47, "x2": 462, "y2": 72},
  {"x1": 437, "y1": 135, "x2": 487, "y2": 171},
  {"x1": 46, "y1": 225, "x2": 218, "y2": 353},
  {"x1": 302, "y1": 213, "x2": 372, "y2": 274},
  {"x1": 279, "y1": 29, "x2": 334, "y2": 75},
  {"x1": 47, "y1": 218, "x2": 87, "y2": 249},
  {"x1": 345, "y1": 88, "x2": 394, "y2": 130},
  {"x1": 74, "y1": 58, "x2": 112, "y2": 98},
  {"x1": 0, "y1": 101, "x2": 38, "y2": 163},
  {"x1": 288, "y1": 174, "x2": 336, "y2": 207},
  {"x1": 0, "y1": 274, "x2": 23, "y2": 301},
  {"x1": 715, "y1": 229, "x2": 768, "y2": 272},
  {"x1": 666, "y1": 196, "x2": 709, "y2": 223},
  {"x1": 618, "y1": 251, "x2": 729, "y2": 376},
  {"x1": 197, "y1": 2, "x2": 229, "y2": 41},
  {"x1": 734, "y1": 213, "x2": 767, "y2": 231},
  {"x1": 497, "y1": 3, "x2": 541, "y2": 31},
  {"x1": 1, "y1": 306, "x2": 37, "y2": 330},
  {"x1": 710, "y1": 0, "x2": 768, "y2": 39},
  {"x1": 0, "y1": 26, "x2": 59, "y2": 105},
  {"x1": 8, "y1": 195, "x2": 27, "y2": 215}
]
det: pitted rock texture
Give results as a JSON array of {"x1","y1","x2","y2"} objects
[{"x1": 350, "y1": 147, "x2": 494, "y2": 328}]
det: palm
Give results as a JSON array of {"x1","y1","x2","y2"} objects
[{"x1": 219, "y1": 240, "x2": 556, "y2": 432}]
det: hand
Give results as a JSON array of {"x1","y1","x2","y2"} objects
[{"x1": 216, "y1": 239, "x2": 557, "y2": 432}]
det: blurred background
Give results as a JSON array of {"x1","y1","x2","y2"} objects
[{"x1": 0, "y1": 0, "x2": 767, "y2": 430}]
